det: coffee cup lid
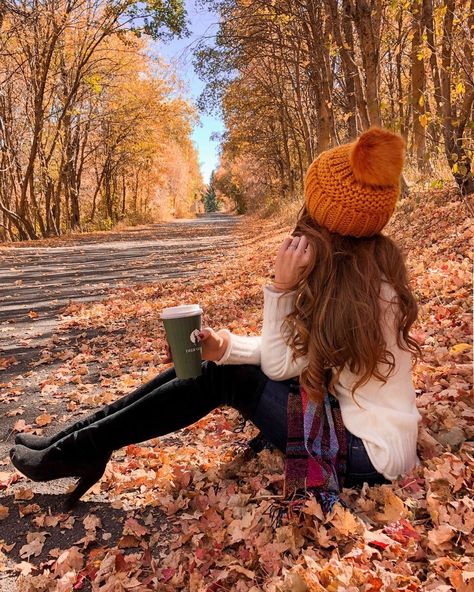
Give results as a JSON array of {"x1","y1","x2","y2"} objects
[{"x1": 160, "y1": 304, "x2": 203, "y2": 319}]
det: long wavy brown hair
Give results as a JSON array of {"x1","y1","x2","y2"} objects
[{"x1": 281, "y1": 203, "x2": 421, "y2": 403}]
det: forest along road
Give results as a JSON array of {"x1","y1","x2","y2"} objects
[{"x1": 0, "y1": 212, "x2": 240, "y2": 370}]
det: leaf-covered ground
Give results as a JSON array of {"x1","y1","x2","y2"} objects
[{"x1": 0, "y1": 191, "x2": 473, "y2": 591}]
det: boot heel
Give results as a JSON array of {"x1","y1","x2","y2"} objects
[{"x1": 63, "y1": 463, "x2": 108, "y2": 511}]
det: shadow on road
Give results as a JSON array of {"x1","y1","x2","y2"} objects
[
  {"x1": 0, "y1": 491, "x2": 166, "y2": 578},
  {"x1": 0, "y1": 213, "x2": 240, "y2": 367}
]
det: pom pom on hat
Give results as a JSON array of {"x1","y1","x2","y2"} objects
[
  {"x1": 349, "y1": 127, "x2": 405, "y2": 187},
  {"x1": 304, "y1": 126, "x2": 405, "y2": 237}
]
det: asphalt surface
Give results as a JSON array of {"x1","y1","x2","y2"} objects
[{"x1": 0, "y1": 213, "x2": 240, "y2": 370}]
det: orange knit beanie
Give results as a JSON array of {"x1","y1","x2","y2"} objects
[{"x1": 304, "y1": 127, "x2": 406, "y2": 237}]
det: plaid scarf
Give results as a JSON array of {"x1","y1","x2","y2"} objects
[{"x1": 284, "y1": 373, "x2": 347, "y2": 513}]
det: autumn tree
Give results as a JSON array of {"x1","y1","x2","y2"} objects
[
  {"x1": 0, "y1": 0, "x2": 203, "y2": 241},
  {"x1": 196, "y1": 0, "x2": 474, "y2": 207},
  {"x1": 203, "y1": 172, "x2": 220, "y2": 212}
]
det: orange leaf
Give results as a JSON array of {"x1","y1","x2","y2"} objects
[{"x1": 35, "y1": 414, "x2": 52, "y2": 427}]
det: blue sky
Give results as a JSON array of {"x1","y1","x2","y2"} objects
[{"x1": 155, "y1": 1, "x2": 224, "y2": 184}]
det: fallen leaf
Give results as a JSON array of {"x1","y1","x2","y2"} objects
[
  {"x1": 13, "y1": 419, "x2": 29, "y2": 432},
  {"x1": 83, "y1": 514, "x2": 101, "y2": 531},
  {"x1": 0, "y1": 471, "x2": 21, "y2": 489},
  {"x1": 117, "y1": 535, "x2": 140, "y2": 549},
  {"x1": 35, "y1": 413, "x2": 53, "y2": 427},
  {"x1": 19, "y1": 503, "x2": 41, "y2": 516},
  {"x1": 53, "y1": 547, "x2": 84, "y2": 577},
  {"x1": 449, "y1": 343, "x2": 472, "y2": 355},
  {"x1": 0, "y1": 356, "x2": 17, "y2": 369},
  {"x1": 15, "y1": 561, "x2": 35, "y2": 576},
  {"x1": 14, "y1": 488, "x2": 34, "y2": 501},
  {"x1": 374, "y1": 488, "x2": 408, "y2": 523},
  {"x1": 123, "y1": 517, "x2": 148, "y2": 538},
  {"x1": 19, "y1": 532, "x2": 48, "y2": 559},
  {"x1": 0, "y1": 504, "x2": 9, "y2": 520},
  {"x1": 428, "y1": 524, "x2": 455, "y2": 553},
  {"x1": 329, "y1": 504, "x2": 362, "y2": 536},
  {"x1": 6, "y1": 407, "x2": 24, "y2": 417}
]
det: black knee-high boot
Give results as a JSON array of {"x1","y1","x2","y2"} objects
[
  {"x1": 10, "y1": 362, "x2": 268, "y2": 509},
  {"x1": 15, "y1": 366, "x2": 178, "y2": 449}
]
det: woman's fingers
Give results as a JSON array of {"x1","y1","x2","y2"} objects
[
  {"x1": 299, "y1": 236, "x2": 311, "y2": 258},
  {"x1": 290, "y1": 235, "x2": 301, "y2": 248},
  {"x1": 161, "y1": 353, "x2": 172, "y2": 363},
  {"x1": 296, "y1": 236, "x2": 312, "y2": 263},
  {"x1": 295, "y1": 235, "x2": 307, "y2": 252},
  {"x1": 280, "y1": 236, "x2": 294, "y2": 254},
  {"x1": 280, "y1": 235, "x2": 299, "y2": 254},
  {"x1": 289, "y1": 235, "x2": 312, "y2": 270},
  {"x1": 160, "y1": 341, "x2": 172, "y2": 363},
  {"x1": 286, "y1": 234, "x2": 306, "y2": 256},
  {"x1": 198, "y1": 327, "x2": 212, "y2": 341}
]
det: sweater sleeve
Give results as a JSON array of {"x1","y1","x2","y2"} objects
[
  {"x1": 215, "y1": 284, "x2": 308, "y2": 380},
  {"x1": 260, "y1": 285, "x2": 309, "y2": 380},
  {"x1": 213, "y1": 330, "x2": 262, "y2": 365}
]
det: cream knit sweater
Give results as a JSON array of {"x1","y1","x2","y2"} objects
[{"x1": 215, "y1": 282, "x2": 421, "y2": 480}]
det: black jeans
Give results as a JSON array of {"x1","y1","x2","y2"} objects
[{"x1": 72, "y1": 361, "x2": 389, "y2": 487}]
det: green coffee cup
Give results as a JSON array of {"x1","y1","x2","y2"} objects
[{"x1": 160, "y1": 304, "x2": 203, "y2": 379}]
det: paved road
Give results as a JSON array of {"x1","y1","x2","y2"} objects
[{"x1": 0, "y1": 212, "x2": 240, "y2": 366}]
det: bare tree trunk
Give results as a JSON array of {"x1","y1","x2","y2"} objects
[
  {"x1": 323, "y1": 0, "x2": 358, "y2": 137},
  {"x1": 411, "y1": 2, "x2": 426, "y2": 170},
  {"x1": 304, "y1": 0, "x2": 336, "y2": 150},
  {"x1": 122, "y1": 172, "x2": 126, "y2": 215},
  {"x1": 440, "y1": 0, "x2": 474, "y2": 194},
  {"x1": 351, "y1": 0, "x2": 382, "y2": 126}
]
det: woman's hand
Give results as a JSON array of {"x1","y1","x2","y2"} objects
[
  {"x1": 160, "y1": 327, "x2": 229, "y2": 364},
  {"x1": 272, "y1": 234, "x2": 313, "y2": 292},
  {"x1": 200, "y1": 328, "x2": 230, "y2": 361}
]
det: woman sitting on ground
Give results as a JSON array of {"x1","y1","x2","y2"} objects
[{"x1": 10, "y1": 127, "x2": 421, "y2": 511}]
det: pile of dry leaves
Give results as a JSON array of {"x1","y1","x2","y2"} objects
[{"x1": 1, "y1": 189, "x2": 472, "y2": 591}]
